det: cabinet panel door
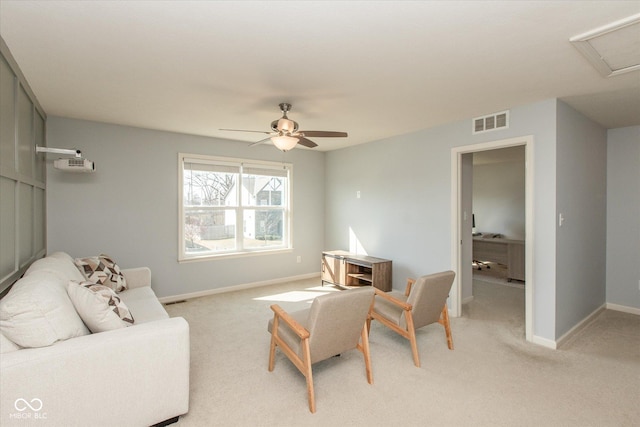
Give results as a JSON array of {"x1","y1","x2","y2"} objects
[{"x1": 322, "y1": 255, "x2": 343, "y2": 285}]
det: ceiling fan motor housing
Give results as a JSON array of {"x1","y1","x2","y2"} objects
[{"x1": 271, "y1": 118, "x2": 298, "y2": 134}]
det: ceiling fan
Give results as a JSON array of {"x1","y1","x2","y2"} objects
[{"x1": 220, "y1": 103, "x2": 348, "y2": 151}]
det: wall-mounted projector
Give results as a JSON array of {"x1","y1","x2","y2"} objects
[
  {"x1": 36, "y1": 145, "x2": 96, "y2": 173},
  {"x1": 53, "y1": 158, "x2": 95, "y2": 173},
  {"x1": 53, "y1": 158, "x2": 96, "y2": 173}
]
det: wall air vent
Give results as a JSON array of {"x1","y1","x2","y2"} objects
[{"x1": 472, "y1": 110, "x2": 509, "y2": 134}]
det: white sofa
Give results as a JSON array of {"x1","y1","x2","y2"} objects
[{"x1": 0, "y1": 252, "x2": 190, "y2": 427}]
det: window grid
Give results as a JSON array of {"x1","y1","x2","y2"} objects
[{"x1": 179, "y1": 154, "x2": 292, "y2": 261}]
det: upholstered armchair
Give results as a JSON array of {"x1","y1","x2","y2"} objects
[
  {"x1": 267, "y1": 287, "x2": 375, "y2": 413},
  {"x1": 367, "y1": 270, "x2": 455, "y2": 367}
]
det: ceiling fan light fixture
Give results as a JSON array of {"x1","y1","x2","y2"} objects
[
  {"x1": 271, "y1": 135, "x2": 299, "y2": 151},
  {"x1": 223, "y1": 102, "x2": 347, "y2": 151}
]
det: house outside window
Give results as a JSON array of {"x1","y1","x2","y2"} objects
[{"x1": 179, "y1": 153, "x2": 292, "y2": 261}]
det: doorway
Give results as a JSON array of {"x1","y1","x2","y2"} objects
[{"x1": 450, "y1": 136, "x2": 534, "y2": 342}]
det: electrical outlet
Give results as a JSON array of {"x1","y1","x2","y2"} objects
[
  {"x1": 297, "y1": 256, "x2": 302, "y2": 263},
  {"x1": 356, "y1": 191, "x2": 361, "y2": 199}
]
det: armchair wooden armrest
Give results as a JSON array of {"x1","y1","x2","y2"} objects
[
  {"x1": 373, "y1": 288, "x2": 412, "y2": 311},
  {"x1": 405, "y1": 278, "x2": 416, "y2": 296},
  {"x1": 270, "y1": 304, "x2": 310, "y2": 339}
]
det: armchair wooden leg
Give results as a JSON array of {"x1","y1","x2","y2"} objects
[
  {"x1": 405, "y1": 312, "x2": 421, "y2": 368},
  {"x1": 439, "y1": 305, "x2": 454, "y2": 350},
  {"x1": 268, "y1": 316, "x2": 279, "y2": 372},
  {"x1": 301, "y1": 339, "x2": 315, "y2": 413},
  {"x1": 359, "y1": 325, "x2": 373, "y2": 384}
]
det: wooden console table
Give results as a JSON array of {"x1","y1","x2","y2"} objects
[
  {"x1": 473, "y1": 237, "x2": 525, "y2": 282},
  {"x1": 321, "y1": 250, "x2": 392, "y2": 291}
]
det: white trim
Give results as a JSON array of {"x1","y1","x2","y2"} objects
[
  {"x1": 178, "y1": 247, "x2": 293, "y2": 263},
  {"x1": 606, "y1": 303, "x2": 640, "y2": 316},
  {"x1": 531, "y1": 335, "x2": 557, "y2": 349},
  {"x1": 555, "y1": 304, "x2": 607, "y2": 349},
  {"x1": 177, "y1": 152, "x2": 293, "y2": 262},
  {"x1": 450, "y1": 154, "x2": 460, "y2": 317},
  {"x1": 158, "y1": 272, "x2": 320, "y2": 304},
  {"x1": 450, "y1": 136, "x2": 535, "y2": 343}
]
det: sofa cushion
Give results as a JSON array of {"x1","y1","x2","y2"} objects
[
  {"x1": 0, "y1": 271, "x2": 90, "y2": 348},
  {"x1": 118, "y1": 287, "x2": 169, "y2": 324},
  {"x1": 67, "y1": 281, "x2": 135, "y2": 333},
  {"x1": 75, "y1": 254, "x2": 128, "y2": 293}
]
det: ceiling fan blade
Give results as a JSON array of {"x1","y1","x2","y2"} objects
[
  {"x1": 220, "y1": 128, "x2": 271, "y2": 134},
  {"x1": 297, "y1": 137, "x2": 318, "y2": 148},
  {"x1": 298, "y1": 131, "x2": 348, "y2": 138},
  {"x1": 249, "y1": 137, "x2": 273, "y2": 147}
]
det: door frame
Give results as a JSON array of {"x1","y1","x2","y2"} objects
[{"x1": 450, "y1": 135, "x2": 534, "y2": 342}]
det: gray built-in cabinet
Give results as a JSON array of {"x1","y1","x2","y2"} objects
[{"x1": 0, "y1": 38, "x2": 47, "y2": 294}]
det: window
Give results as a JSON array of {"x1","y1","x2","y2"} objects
[{"x1": 179, "y1": 154, "x2": 292, "y2": 261}]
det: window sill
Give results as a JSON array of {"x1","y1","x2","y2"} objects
[{"x1": 178, "y1": 247, "x2": 293, "y2": 263}]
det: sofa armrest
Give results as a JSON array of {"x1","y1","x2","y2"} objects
[
  {"x1": 122, "y1": 267, "x2": 151, "y2": 289},
  {"x1": 0, "y1": 317, "x2": 189, "y2": 426}
]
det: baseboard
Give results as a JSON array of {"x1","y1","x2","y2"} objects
[
  {"x1": 606, "y1": 303, "x2": 640, "y2": 316},
  {"x1": 531, "y1": 335, "x2": 557, "y2": 349},
  {"x1": 555, "y1": 304, "x2": 607, "y2": 349},
  {"x1": 531, "y1": 303, "x2": 636, "y2": 350},
  {"x1": 158, "y1": 272, "x2": 320, "y2": 304},
  {"x1": 462, "y1": 295, "x2": 474, "y2": 305}
]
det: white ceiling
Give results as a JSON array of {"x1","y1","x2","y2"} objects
[{"x1": 1, "y1": 1, "x2": 639, "y2": 152}]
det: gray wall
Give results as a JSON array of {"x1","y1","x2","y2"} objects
[
  {"x1": 555, "y1": 101, "x2": 607, "y2": 337},
  {"x1": 46, "y1": 117, "x2": 325, "y2": 298},
  {"x1": 606, "y1": 126, "x2": 640, "y2": 310},
  {"x1": 325, "y1": 98, "x2": 559, "y2": 341},
  {"x1": 43, "y1": 100, "x2": 634, "y2": 343},
  {"x1": 472, "y1": 157, "x2": 525, "y2": 240}
]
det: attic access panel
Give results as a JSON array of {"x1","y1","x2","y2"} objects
[{"x1": 571, "y1": 13, "x2": 640, "y2": 77}]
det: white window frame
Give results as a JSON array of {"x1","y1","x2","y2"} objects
[{"x1": 178, "y1": 153, "x2": 293, "y2": 262}]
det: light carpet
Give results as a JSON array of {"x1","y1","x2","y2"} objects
[{"x1": 164, "y1": 278, "x2": 640, "y2": 426}]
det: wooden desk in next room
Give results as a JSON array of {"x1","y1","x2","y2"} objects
[{"x1": 473, "y1": 237, "x2": 525, "y2": 282}]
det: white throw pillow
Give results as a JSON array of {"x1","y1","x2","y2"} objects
[
  {"x1": 25, "y1": 252, "x2": 86, "y2": 282},
  {"x1": 0, "y1": 271, "x2": 90, "y2": 348},
  {"x1": 67, "y1": 281, "x2": 135, "y2": 333},
  {"x1": 0, "y1": 332, "x2": 21, "y2": 353}
]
